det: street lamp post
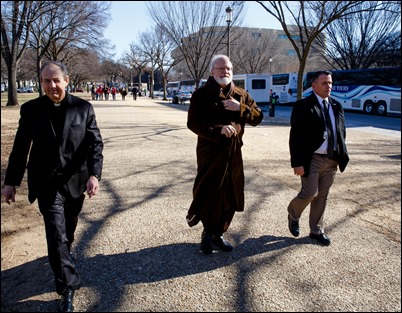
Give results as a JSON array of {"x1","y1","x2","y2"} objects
[
  {"x1": 269, "y1": 57, "x2": 273, "y2": 75},
  {"x1": 226, "y1": 6, "x2": 232, "y2": 58},
  {"x1": 148, "y1": 74, "x2": 150, "y2": 98},
  {"x1": 130, "y1": 66, "x2": 133, "y2": 87}
]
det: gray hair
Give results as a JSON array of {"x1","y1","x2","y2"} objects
[
  {"x1": 40, "y1": 61, "x2": 69, "y2": 78},
  {"x1": 209, "y1": 55, "x2": 232, "y2": 72}
]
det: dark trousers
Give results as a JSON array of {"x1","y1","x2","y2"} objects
[
  {"x1": 202, "y1": 173, "x2": 236, "y2": 235},
  {"x1": 37, "y1": 188, "x2": 84, "y2": 295}
]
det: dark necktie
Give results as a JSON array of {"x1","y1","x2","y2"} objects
[{"x1": 323, "y1": 100, "x2": 334, "y2": 158}]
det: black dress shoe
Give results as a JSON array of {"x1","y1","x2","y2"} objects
[
  {"x1": 58, "y1": 288, "x2": 74, "y2": 312},
  {"x1": 200, "y1": 230, "x2": 213, "y2": 254},
  {"x1": 309, "y1": 233, "x2": 331, "y2": 246},
  {"x1": 69, "y1": 252, "x2": 76, "y2": 264},
  {"x1": 212, "y1": 235, "x2": 233, "y2": 252},
  {"x1": 288, "y1": 214, "x2": 299, "y2": 237}
]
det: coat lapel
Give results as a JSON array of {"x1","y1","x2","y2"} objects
[{"x1": 59, "y1": 98, "x2": 77, "y2": 166}]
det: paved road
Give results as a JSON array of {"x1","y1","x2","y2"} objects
[
  {"x1": 1, "y1": 96, "x2": 400, "y2": 312},
  {"x1": 263, "y1": 105, "x2": 401, "y2": 132}
]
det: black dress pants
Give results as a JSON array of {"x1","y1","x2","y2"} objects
[{"x1": 37, "y1": 187, "x2": 84, "y2": 295}]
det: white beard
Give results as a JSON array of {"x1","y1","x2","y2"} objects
[{"x1": 215, "y1": 76, "x2": 232, "y2": 86}]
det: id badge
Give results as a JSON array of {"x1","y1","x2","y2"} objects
[{"x1": 323, "y1": 131, "x2": 328, "y2": 140}]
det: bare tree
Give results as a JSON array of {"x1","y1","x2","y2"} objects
[
  {"x1": 231, "y1": 27, "x2": 281, "y2": 73},
  {"x1": 147, "y1": 1, "x2": 245, "y2": 88},
  {"x1": 135, "y1": 30, "x2": 160, "y2": 98},
  {"x1": 29, "y1": 1, "x2": 112, "y2": 96},
  {"x1": 256, "y1": 1, "x2": 396, "y2": 100},
  {"x1": 100, "y1": 59, "x2": 122, "y2": 86},
  {"x1": 15, "y1": 47, "x2": 37, "y2": 88},
  {"x1": 124, "y1": 45, "x2": 148, "y2": 94},
  {"x1": 1, "y1": 1, "x2": 47, "y2": 106},
  {"x1": 67, "y1": 49, "x2": 102, "y2": 92},
  {"x1": 153, "y1": 29, "x2": 184, "y2": 100},
  {"x1": 315, "y1": 1, "x2": 401, "y2": 69}
]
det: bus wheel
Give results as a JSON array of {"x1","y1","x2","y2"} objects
[
  {"x1": 363, "y1": 101, "x2": 375, "y2": 114},
  {"x1": 375, "y1": 101, "x2": 387, "y2": 116}
]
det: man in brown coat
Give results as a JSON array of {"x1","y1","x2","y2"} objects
[{"x1": 186, "y1": 54, "x2": 264, "y2": 254}]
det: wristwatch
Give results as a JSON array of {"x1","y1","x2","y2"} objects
[{"x1": 93, "y1": 174, "x2": 101, "y2": 182}]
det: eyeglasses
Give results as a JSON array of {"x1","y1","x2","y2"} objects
[{"x1": 213, "y1": 67, "x2": 232, "y2": 72}]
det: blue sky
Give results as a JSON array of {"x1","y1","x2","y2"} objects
[{"x1": 103, "y1": 1, "x2": 282, "y2": 60}]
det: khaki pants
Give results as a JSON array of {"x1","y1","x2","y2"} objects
[{"x1": 288, "y1": 154, "x2": 338, "y2": 234}]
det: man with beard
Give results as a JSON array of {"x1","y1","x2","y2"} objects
[{"x1": 186, "y1": 54, "x2": 264, "y2": 254}]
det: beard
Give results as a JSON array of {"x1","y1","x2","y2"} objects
[{"x1": 214, "y1": 76, "x2": 232, "y2": 86}]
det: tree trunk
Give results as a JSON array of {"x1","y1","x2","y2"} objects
[{"x1": 6, "y1": 60, "x2": 19, "y2": 106}]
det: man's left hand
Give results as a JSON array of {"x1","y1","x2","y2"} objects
[{"x1": 86, "y1": 175, "x2": 99, "y2": 198}]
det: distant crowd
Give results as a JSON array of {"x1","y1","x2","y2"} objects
[{"x1": 90, "y1": 85, "x2": 131, "y2": 101}]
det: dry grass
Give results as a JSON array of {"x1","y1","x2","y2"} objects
[{"x1": 1, "y1": 91, "x2": 92, "y2": 106}]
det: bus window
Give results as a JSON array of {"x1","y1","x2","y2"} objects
[
  {"x1": 251, "y1": 79, "x2": 266, "y2": 89},
  {"x1": 233, "y1": 79, "x2": 245, "y2": 89},
  {"x1": 272, "y1": 74, "x2": 290, "y2": 85}
]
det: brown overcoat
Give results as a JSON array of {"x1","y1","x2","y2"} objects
[{"x1": 186, "y1": 76, "x2": 263, "y2": 227}]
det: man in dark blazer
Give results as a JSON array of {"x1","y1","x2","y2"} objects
[
  {"x1": 287, "y1": 70, "x2": 349, "y2": 246},
  {"x1": 2, "y1": 61, "x2": 103, "y2": 312}
]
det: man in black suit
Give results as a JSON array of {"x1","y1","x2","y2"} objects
[
  {"x1": 287, "y1": 70, "x2": 349, "y2": 246},
  {"x1": 2, "y1": 61, "x2": 104, "y2": 312}
]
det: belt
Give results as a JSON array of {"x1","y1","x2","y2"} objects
[{"x1": 315, "y1": 151, "x2": 339, "y2": 159}]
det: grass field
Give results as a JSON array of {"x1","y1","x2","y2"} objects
[{"x1": 1, "y1": 91, "x2": 92, "y2": 107}]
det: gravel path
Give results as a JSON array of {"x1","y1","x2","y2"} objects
[{"x1": 1, "y1": 96, "x2": 400, "y2": 312}]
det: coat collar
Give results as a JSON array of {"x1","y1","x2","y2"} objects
[{"x1": 205, "y1": 76, "x2": 235, "y2": 100}]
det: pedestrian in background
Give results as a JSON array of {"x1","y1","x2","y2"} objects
[
  {"x1": 120, "y1": 86, "x2": 127, "y2": 100},
  {"x1": 186, "y1": 54, "x2": 264, "y2": 254},
  {"x1": 110, "y1": 86, "x2": 117, "y2": 100},
  {"x1": 90, "y1": 84, "x2": 96, "y2": 100},
  {"x1": 132, "y1": 86, "x2": 138, "y2": 101},
  {"x1": 103, "y1": 85, "x2": 110, "y2": 100},
  {"x1": 96, "y1": 85, "x2": 103, "y2": 100},
  {"x1": 1, "y1": 61, "x2": 104, "y2": 312},
  {"x1": 287, "y1": 70, "x2": 349, "y2": 246}
]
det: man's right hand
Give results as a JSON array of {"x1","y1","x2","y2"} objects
[
  {"x1": 293, "y1": 166, "x2": 305, "y2": 176},
  {"x1": 2, "y1": 185, "x2": 16, "y2": 204}
]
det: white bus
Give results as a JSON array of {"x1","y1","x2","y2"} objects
[
  {"x1": 270, "y1": 72, "x2": 298, "y2": 104},
  {"x1": 232, "y1": 73, "x2": 271, "y2": 105},
  {"x1": 303, "y1": 67, "x2": 401, "y2": 116},
  {"x1": 179, "y1": 79, "x2": 207, "y2": 93},
  {"x1": 167, "y1": 81, "x2": 180, "y2": 95}
]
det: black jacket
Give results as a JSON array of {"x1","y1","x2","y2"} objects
[
  {"x1": 289, "y1": 93, "x2": 349, "y2": 176},
  {"x1": 4, "y1": 93, "x2": 103, "y2": 203}
]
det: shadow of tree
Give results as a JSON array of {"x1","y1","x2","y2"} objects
[{"x1": 1, "y1": 234, "x2": 311, "y2": 312}]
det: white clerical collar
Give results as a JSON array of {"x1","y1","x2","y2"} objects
[{"x1": 53, "y1": 102, "x2": 61, "y2": 107}]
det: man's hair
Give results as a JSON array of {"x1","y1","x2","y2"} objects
[
  {"x1": 312, "y1": 70, "x2": 332, "y2": 82},
  {"x1": 209, "y1": 55, "x2": 232, "y2": 72},
  {"x1": 40, "y1": 61, "x2": 69, "y2": 78}
]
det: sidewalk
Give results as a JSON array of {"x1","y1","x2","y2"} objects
[{"x1": 1, "y1": 96, "x2": 400, "y2": 312}]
